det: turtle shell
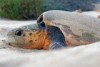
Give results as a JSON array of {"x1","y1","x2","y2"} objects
[{"x1": 37, "y1": 10, "x2": 100, "y2": 46}]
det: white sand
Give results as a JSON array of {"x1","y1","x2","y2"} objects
[{"x1": 0, "y1": 40, "x2": 100, "y2": 67}]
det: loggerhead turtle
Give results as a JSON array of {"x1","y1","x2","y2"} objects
[{"x1": 5, "y1": 10, "x2": 100, "y2": 50}]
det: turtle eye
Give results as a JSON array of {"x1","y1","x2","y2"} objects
[{"x1": 15, "y1": 29, "x2": 23, "y2": 36}]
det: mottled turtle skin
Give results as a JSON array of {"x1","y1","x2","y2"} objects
[{"x1": 6, "y1": 10, "x2": 100, "y2": 50}]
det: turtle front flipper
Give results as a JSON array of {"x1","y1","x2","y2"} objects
[{"x1": 45, "y1": 26, "x2": 67, "y2": 49}]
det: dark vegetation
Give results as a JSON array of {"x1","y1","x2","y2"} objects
[{"x1": 0, "y1": 0, "x2": 99, "y2": 20}]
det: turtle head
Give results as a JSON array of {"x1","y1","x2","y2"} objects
[{"x1": 6, "y1": 24, "x2": 43, "y2": 49}]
